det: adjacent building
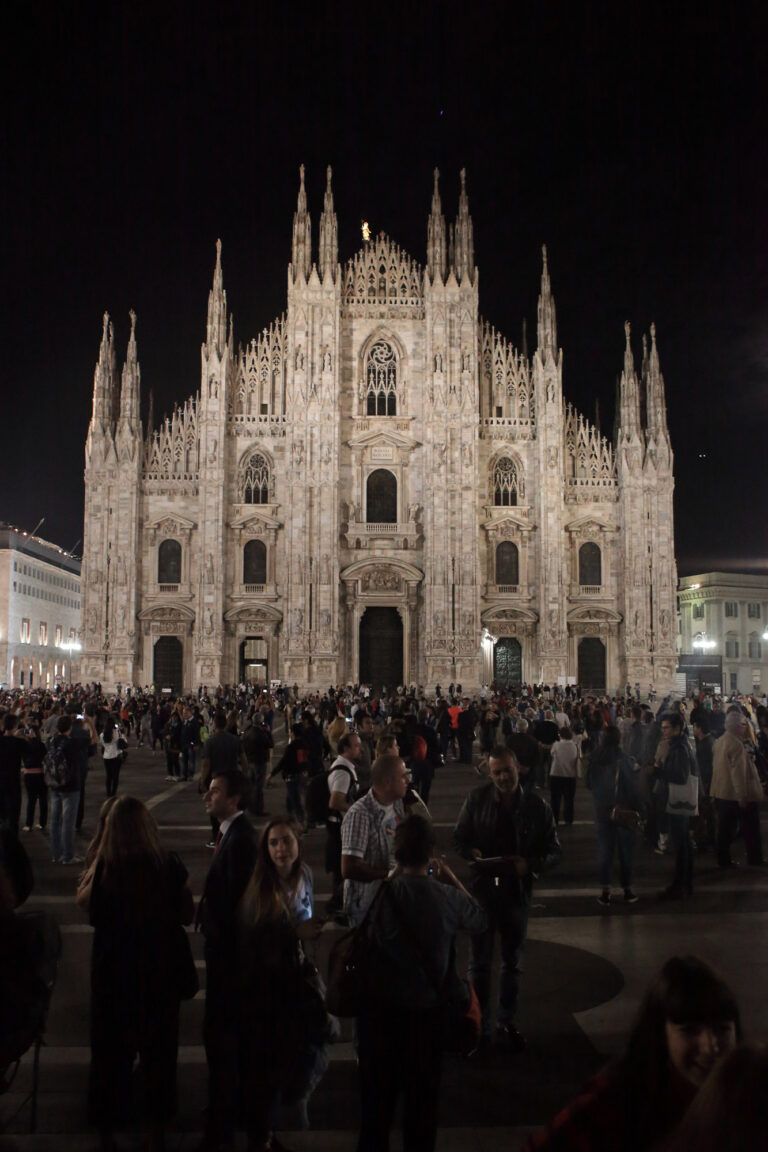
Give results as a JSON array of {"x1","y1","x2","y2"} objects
[
  {"x1": 81, "y1": 168, "x2": 678, "y2": 694},
  {"x1": 0, "y1": 525, "x2": 82, "y2": 689},
  {"x1": 679, "y1": 572, "x2": 768, "y2": 696}
]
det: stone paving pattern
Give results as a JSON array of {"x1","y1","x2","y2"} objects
[{"x1": 3, "y1": 730, "x2": 767, "y2": 1151}]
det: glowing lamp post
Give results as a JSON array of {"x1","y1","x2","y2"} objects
[{"x1": 60, "y1": 639, "x2": 82, "y2": 683}]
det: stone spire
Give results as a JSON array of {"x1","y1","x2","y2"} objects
[
  {"x1": 291, "y1": 163, "x2": 312, "y2": 281},
  {"x1": 91, "y1": 311, "x2": 117, "y2": 430},
  {"x1": 118, "y1": 309, "x2": 141, "y2": 428},
  {"x1": 618, "y1": 320, "x2": 641, "y2": 440},
  {"x1": 426, "y1": 167, "x2": 447, "y2": 282},
  {"x1": 645, "y1": 322, "x2": 669, "y2": 443},
  {"x1": 452, "y1": 168, "x2": 474, "y2": 283},
  {"x1": 206, "y1": 239, "x2": 227, "y2": 358},
  {"x1": 318, "y1": 165, "x2": 338, "y2": 282},
  {"x1": 536, "y1": 245, "x2": 558, "y2": 358}
]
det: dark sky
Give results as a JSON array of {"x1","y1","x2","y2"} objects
[{"x1": 3, "y1": 2, "x2": 766, "y2": 574}]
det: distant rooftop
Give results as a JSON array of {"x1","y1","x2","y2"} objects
[{"x1": 0, "y1": 523, "x2": 81, "y2": 575}]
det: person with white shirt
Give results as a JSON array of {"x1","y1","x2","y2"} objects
[
  {"x1": 325, "y1": 731, "x2": 361, "y2": 915},
  {"x1": 549, "y1": 726, "x2": 580, "y2": 825}
]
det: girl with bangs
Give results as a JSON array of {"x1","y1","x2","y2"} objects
[
  {"x1": 525, "y1": 955, "x2": 741, "y2": 1152},
  {"x1": 237, "y1": 816, "x2": 334, "y2": 1152}
]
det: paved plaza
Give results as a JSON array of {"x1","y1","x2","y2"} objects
[{"x1": 3, "y1": 730, "x2": 767, "y2": 1151}]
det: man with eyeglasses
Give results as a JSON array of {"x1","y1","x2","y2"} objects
[{"x1": 341, "y1": 753, "x2": 409, "y2": 925}]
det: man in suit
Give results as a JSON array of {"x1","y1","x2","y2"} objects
[{"x1": 197, "y1": 768, "x2": 256, "y2": 1152}]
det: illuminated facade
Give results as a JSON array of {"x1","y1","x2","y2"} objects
[
  {"x1": 0, "y1": 526, "x2": 82, "y2": 689},
  {"x1": 679, "y1": 572, "x2": 768, "y2": 696},
  {"x1": 81, "y1": 168, "x2": 678, "y2": 694}
]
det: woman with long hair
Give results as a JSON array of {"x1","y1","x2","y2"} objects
[
  {"x1": 524, "y1": 955, "x2": 741, "y2": 1152},
  {"x1": 77, "y1": 796, "x2": 194, "y2": 1152},
  {"x1": 237, "y1": 816, "x2": 333, "y2": 1151}
]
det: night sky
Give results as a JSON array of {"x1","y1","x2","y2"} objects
[{"x1": 4, "y1": 2, "x2": 766, "y2": 574}]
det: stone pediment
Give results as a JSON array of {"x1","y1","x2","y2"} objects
[
  {"x1": 138, "y1": 603, "x2": 196, "y2": 622},
  {"x1": 147, "y1": 513, "x2": 198, "y2": 535},
  {"x1": 224, "y1": 604, "x2": 283, "y2": 624},
  {"x1": 340, "y1": 558, "x2": 424, "y2": 586},
  {"x1": 229, "y1": 509, "x2": 282, "y2": 533},
  {"x1": 564, "y1": 515, "x2": 616, "y2": 535},
  {"x1": 567, "y1": 605, "x2": 622, "y2": 624},
  {"x1": 482, "y1": 510, "x2": 535, "y2": 533},
  {"x1": 482, "y1": 605, "x2": 539, "y2": 624},
  {"x1": 347, "y1": 426, "x2": 420, "y2": 453}
]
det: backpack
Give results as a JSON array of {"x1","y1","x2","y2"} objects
[
  {"x1": 305, "y1": 763, "x2": 355, "y2": 826},
  {"x1": 43, "y1": 736, "x2": 77, "y2": 790}
]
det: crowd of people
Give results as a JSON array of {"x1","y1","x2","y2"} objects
[{"x1": 0, "y1": 678, "x2": 767, "y2": 1151}]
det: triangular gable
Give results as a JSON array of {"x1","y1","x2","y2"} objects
[
  {"x1": 564, "y1": 515, "x2": 616, "y2": 534},
  {"x1": 229, "y1": 509, "x2": 282, "y2": 533},
  {"x1": 347, "y1": 427, "x2": 420, "y2": 452}
]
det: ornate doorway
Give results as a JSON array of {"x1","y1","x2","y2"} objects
[
  {"x1": 359, "y1": 607, "x2": 403, "y2": 691},
  {"x1": 153, "y1": 636, "x2": 183, "y2": 692},
  {"x1": 578, "y1": 637, "x2": 606, "y2": 691},
  {"x1": 240, "y1": 637, "x2": 268, "y2": 685},
  {"x1": 494, "y1": 637, "x2": 522, "y2": 686}
]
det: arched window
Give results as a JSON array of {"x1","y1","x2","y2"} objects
[
  {"x1": 241, "y1": 452, "x2": 270, "y2": 504},
  {"x1": 158, "y1": 539, "x2": 182, "y2": 584},
  {"x1": 493, "y1": 457, "x2": 522, "y2": 506},
  {"x1": 243, "y1": 539, "x2": 267, "y2": 585},
  {"x1": 578, "y1": 542, "x2": 602, "y2": 587},
  {"x1": 366, "y1": 469, "x2": 397, "y2": 523},
  {"x1": 365, "y1": 340, "x2": 398, "y2": 416},
  {"x1": 496, "y1": 541, "x2": 519, "y2": 586}
]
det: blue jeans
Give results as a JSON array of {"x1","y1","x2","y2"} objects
[
  {"x1": 595, "y1": 819, "x2": 635, "y2": 889},
  {"x1": 50, "y1": 789, "x2": 79, "y2": 862},
  {"x1": 469, "y1": 899, "x2": 529, "y2": 1034}
]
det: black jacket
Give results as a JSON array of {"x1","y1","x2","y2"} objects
[
  {"x1": 197, "y1": 813, "x2": 257, "y2": 954},
  {"x1": 453, "y1": 782, "x2": 561, "y2": 905}
]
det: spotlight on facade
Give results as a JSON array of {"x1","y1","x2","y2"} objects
[
  {"x1": 482, "y1": 628, "x2": 498, "y2": 646},
  {"x1": 692, "y1": 632, "x2": 716, "y2": 651}
]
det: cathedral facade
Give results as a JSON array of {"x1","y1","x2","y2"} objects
[{"x1": 81, "y1": 168, "x2": 678, "y2": 695}]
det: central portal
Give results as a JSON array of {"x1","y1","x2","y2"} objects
[{"x1": 359, "y1": 607, "x2": 403, "y2": 691}]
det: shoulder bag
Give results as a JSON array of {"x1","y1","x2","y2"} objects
[
  {"x1": 610, "y1": 763, "x2": 642, "y2": 830},
  {"x1": 325, "y1": 882, "x2": 387, "y2": 1017}
]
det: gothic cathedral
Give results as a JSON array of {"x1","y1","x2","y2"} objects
[{"x1": 81, "y1": 167, "x2": 678, "y2": 695}]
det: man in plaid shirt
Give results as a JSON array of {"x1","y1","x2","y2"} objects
[{"x1": 341, "y1": 754, "x2": 409, "y2": 924}]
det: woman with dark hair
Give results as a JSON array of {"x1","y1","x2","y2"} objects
[
  {"x1": 524, "y1": 955, "x2": 741, "y2": 1152},
  {"x1": 237, "y1": 816, "x2": 333, "y2": 1150},
  {"x1": 587, "y1": 725, "x2": 640, "y2": 906},
  {"x1": 76, "y1": 796, "x2": 194, "y2": 1152},
  {"x1": 356, "y1": 814, "x2": 486, "y2": 1152}
]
